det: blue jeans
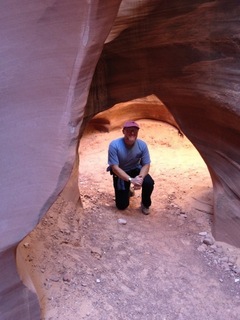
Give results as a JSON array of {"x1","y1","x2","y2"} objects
[{"x1": 113, "y1": 168, "x2": 154, "y2": 210}]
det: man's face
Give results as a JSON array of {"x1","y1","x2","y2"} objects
[{"x1": 123, "y1": 127, "x2": 139, "y2": 146}]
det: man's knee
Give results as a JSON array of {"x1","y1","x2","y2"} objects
[
  {"x1": 143, "y1": 175, "x2": 154, "y2": 188},
  {"x1": 116, "y1": 203, "x2": 129, "y2": 210},
  {"x1": 115, "y1": 190, "x2": 129, "y2": 210},
  {"x1": 116, "y1": 195, "x2": 129, "y2": 210}
]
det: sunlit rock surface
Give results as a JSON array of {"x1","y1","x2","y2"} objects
[
  {"x1": 87, "y1": 0, "x2": 240, "y2": 248},
  {"x1": 1, "y1": 0, "x2": 240, "y2": 319},
  {"x1": 89, "y1": 95, "x2": 182, "y2": 134}
]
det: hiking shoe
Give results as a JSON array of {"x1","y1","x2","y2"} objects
[
  {"x1": 129, "y1": 187, "x2": 135, "y2": 197},
  {"x1": 141, "y1": 203, "x2": 150, "y2": 215}
]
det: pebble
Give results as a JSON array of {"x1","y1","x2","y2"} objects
[
  {"x1": 203, "y1": 236, "x2": 215, "y2": 246},
  {"x1": 90, "y1": 247, "x2": 102, "y2": 258},
  {"x1": 199, "y1": 232, "x2": 208, "y2": 236},
  {"x1": 63, "y1": 274, "x2": 71, "y2": 282},
  {"x1": 23, "y1": 242, "x2": 30, "y2": 248},
  {"x1": 118, "y1": 218, "x2": 127, "y2": 225},
  {"x1": 179, "y1": 213, "x2": 187, "y2": 219},
  {"x1": 234, "y1": 267, "x2": 240, "y2": 274},
  {"x1": 49, "y1": 275, "x2": 60, "y2": 282}
]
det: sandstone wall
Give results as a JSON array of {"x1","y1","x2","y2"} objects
[
  {"x1": 87, "y1": 0, "x2": 240, "y2": 246},
  {"x1": 1, "y1": 0, "x2": 240, "y2": 318},
  {"x1": 0, "y1": 1, "x2": 121, "y2": 319}
]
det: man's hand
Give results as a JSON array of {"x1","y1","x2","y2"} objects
[{"x1": 132, "y1": 175, "x2": 143, "y2": 190}]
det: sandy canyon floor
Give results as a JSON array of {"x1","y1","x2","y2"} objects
[{"x1": 20, "y1": 120, "x2": 240, "y2": 320}]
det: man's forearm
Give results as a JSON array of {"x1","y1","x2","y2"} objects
[
  {"x1": 111, "y1": 164, "x2": 150, "y2": 188},
  {"x1": 139, "y1": 164, "x2": 150, "y2": 178}
]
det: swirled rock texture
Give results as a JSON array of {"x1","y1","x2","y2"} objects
[
  {"x1": 1, "y1": 0, "x2": 240, "y2": 319},
  {"x1": 87, "y1": 0, "x2": 240, "y2": 247},
  {"x1": 0, "y1": 1, "x2": 121, "y2": 319},
  {"x1": 88, "y1": 95, "x2": 182, "y2": 134}
]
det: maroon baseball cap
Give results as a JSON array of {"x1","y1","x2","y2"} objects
[{"x1": 123, "y1": 120, "x2": 140, "y2": 129}]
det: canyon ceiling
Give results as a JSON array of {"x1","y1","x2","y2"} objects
[{"x1": 1, "y1": 0, "x2": 240, "y2": 319}]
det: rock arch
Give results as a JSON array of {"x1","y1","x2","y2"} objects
[{"x1": 1, "y1": 0, "x2": 240, "y2": 318}]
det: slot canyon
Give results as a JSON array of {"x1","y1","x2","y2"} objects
[{"x1": 1, "y1": 1, "x2": 240, "y2": 319}]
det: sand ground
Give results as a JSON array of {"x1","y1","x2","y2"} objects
[{"x1": 20, "y1": 120, "x2": 240, "y2": 320}]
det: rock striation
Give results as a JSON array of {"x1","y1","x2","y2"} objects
[{"x1": 1, "y1": 0, "x2": 240, "y2": 319}]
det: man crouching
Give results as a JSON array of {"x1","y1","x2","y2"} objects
[{"x1": 107, "y1": 120, "x2": 154, "y2": 215}]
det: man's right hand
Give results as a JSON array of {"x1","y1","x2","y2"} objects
[{"x1": 132, "y1": 175, "x2": 143, "y2": 189}]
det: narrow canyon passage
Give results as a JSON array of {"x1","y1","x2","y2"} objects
[{"x1": 20, "y1": 120, "x2": 240, "y2": 319}]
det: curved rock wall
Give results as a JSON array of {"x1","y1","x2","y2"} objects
[
  {"x1": 88, "y1": 95, "x2": 182, "y2": 134},
  {"x1": 87, "y1": 0, "x2": 240, "y2": 247},
  {"x1": 0, "y1": 1, "x2": 121, "y2": 319},
  {"x1": 1, "y1": 0, "x2": 240, "y2": 318}
]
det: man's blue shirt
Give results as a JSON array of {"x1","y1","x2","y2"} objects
[{"x1": 108, "y1": 138, "x2": 151, "y2": 172}]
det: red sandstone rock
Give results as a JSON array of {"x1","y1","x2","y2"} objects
[
  {"x1": 1, "y1": 0, "x2": 240, "y2": 319},
  {"x1": 0, "y1": 1, "x2": 121, "y2": 319}
]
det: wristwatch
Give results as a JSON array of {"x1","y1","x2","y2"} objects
[{"x1": 128, "y1": 177, "x2": 132, "y2": 182}]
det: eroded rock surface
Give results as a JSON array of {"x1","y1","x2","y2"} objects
[
  {"x1": 1, "y1": 0, "x2": 240, "y2": 319},
  {"x1": 89, "y1": 95, "x2": 182, "y2": 135},
  {"x1": 87, "y1": 0, "x2": 240, "y2": 247},
  {"x1": 0, "y1": 1, "x2": 121, "y2": 319}
]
